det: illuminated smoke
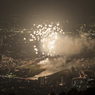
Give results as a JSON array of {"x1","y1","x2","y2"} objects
[
  {"x1": 27, "y1": 22, "x2": 95, "y2": 56},
  {"x1": 30, "y1": 57, "x2": 79, "y2": 79},
  {"x1": 27, "y1": 22, "x2": 95, "y2": 79}
]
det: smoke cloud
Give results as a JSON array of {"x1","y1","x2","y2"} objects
[
  {"x1": 46, "y1": 32, "x2": 95, "y2": 56},
  {"x1": 30, "y1": 30, "x2": 95, "y2": 79}
]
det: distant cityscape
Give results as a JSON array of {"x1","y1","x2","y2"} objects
[{"x1": 0, "y1": 14, "x2": 95, "y2": 95}]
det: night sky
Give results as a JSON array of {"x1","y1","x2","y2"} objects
[{"x1": 0, "y1": 0, "x2": 95, "y2": 18}]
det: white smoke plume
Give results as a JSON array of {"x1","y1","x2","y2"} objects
[
  {"x1": 31, "y1": 30, "x2": 95, "y2": 80},
  {"x1": 48, "y1": 32, "x2": 95, "y2": 56},
  {"x1": 31, "y1": 57, "x2": 79, "y2": 79}
]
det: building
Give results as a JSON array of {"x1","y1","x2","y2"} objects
[
  {"x1": 0, "y1": 39, "x2": 3, "y2": 45},
  {"x1": 0, "y1": 54, "x2": 2, "y2": 62},
  {"x1": 72, "y1": 77, "x2": 88, "y2": 90},
  {"x1": 87, "y1": 77, "x2": 95, "y2": 88},
  {"x1": 60, "y1": 74, "x2": 63, "y2": 84},
  {"x1": 1, "y1": 55, "x2": 13, "y2": 62},
  {"x1": 38, "y1": 76, "x2": 45, "y2": 85},
  {"x1": 59, "y1": 74, "x2": 66, "y2": 86}
]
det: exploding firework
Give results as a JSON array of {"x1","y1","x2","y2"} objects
[
  {"x1": 28, "y1": 22, "x2": 64, "y2": 56},
  {"x1": 23, "y1": 21, "x2": 95, "y2": 58}
]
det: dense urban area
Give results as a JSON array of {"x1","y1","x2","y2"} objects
[{"x1": 0, "y1": 14, "x2": 95, "y2": 95}]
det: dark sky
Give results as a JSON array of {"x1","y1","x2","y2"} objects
[{"x1": 0, "y1": 0, "x2": 95, "y2": 17}]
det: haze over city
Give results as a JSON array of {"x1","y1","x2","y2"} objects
[{"x1": 0, "y1": 0, "x2": 95, "y2": 95}]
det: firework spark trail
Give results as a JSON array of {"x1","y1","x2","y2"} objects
[
  {"x1": 23, "y1": 22, "x2": 95, "y2": 57},
  {"x1": 27, "y1": 22, "x2": 64, "y2": 56}
]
